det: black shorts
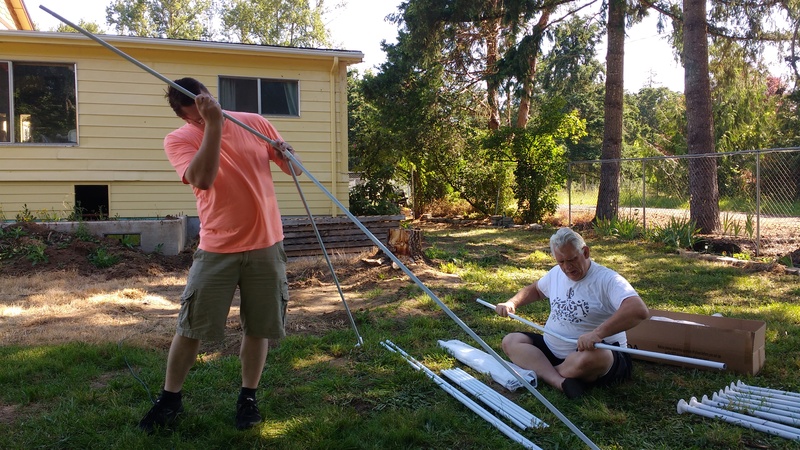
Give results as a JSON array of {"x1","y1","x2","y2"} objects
[{"x1": 518, "y1": 332, "x2": 633, "y2": 387}]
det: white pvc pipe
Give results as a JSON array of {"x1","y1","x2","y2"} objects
[
  {"x1": 689, "y1": 397, "x2": 800, "y2": 440},
  {"x1": 678, "y1": 398, "x2": 800, "y2": 441},
  {"x1": 733, "y1": 381, "x2": 800, "y2": 401},
  {"x1": 723, "y1": 387, "x2": 800, "y2": 413},
  {"x1": 700, "y1": 395, "x2": 800, "y2": 433},
  {"x1": 717, "y1": 390, "x2": 800, "y2": 417},
  {"x1": 476, "y1": 298, "x2": 726, "y2": 370},
  {"x1": 710, "y1": 392, "x2": 800, "y2": 427},
  {"x1": 441, "y1": 368, "x2": 548, "y2": 429},
  {"x1": 381, "y1": 341, "x2": 543, "y2": 450}
]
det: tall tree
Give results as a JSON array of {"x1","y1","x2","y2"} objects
[
  {"x1": 219, "y1": 0, "x2": 330, "y2": 47},
  {"x1": 106, "y1": 0, "x2": 212, "y2": 39},
  {"x1": 595, "y1": 0, "x2": 626, "y2": 221},
  {"x1": 683, "y1": 0, "x2": 719, "y2": 233}
]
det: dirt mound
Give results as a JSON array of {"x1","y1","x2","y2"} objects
[{"x1": 0, "y1": 221, "x2": 194, "y2": 279}]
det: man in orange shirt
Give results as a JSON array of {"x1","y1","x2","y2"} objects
[{"x1": 139, "y1": 77, "x2": 300, "y2": 433}]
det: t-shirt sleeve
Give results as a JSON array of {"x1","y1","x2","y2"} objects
[
  {"x1": 164, "y1": 129, "x2": 201, "y2": 184},
  {"x1": 537, "y1": 266, "x2": 559, "y2": 299},
  {"x1": 250, "y1": 115, "x2": 295, "y2": 176},
  {"x1": 603, "y1": 271, "x2": 639, "y2": 310}
]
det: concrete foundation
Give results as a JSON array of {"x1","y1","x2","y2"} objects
[{"x1": 40, "y1": 216, "x2": 188, "y2": 255}]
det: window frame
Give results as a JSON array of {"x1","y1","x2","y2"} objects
[
  {"x1": 0, "y1": 60, "x2": 78, "y2": 146},
  {"x1": 218, "y1": 75, "x2": 300, "y2": 118}
]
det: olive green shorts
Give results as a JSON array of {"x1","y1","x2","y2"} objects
[{"x1": 177, "y1": 242, "x2": 289, "y2": 341}]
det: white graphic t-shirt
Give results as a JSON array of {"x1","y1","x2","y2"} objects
[{"x1": 537, "y1": 261, "x2": 638, "y2": 359}]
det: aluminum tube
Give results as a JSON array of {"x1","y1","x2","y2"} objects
[
  {"x1": 710, "y1": 393, "x2": 800, "y2": 427},
  {"x1": 440, "y1": 369, "x2": 530, "y2": 430},
  {"x1": 723, "y1": 387, "x2": 800, "y2": 413},
  {"x1": 678, "y1": 399, "x2": 800, "y2": 441},
  {"x1": 732, "y1": 381, "x2": 800, "y2": 401},
  {"x1": 441, "y1": 368, "x2": 548, "y2": 429},
  {"x1": 683, "y1": 397, "x2": 800, "y2": 440},
  {"x1": 476, "y1": 298, "x2": 726, "y2": 370},
  {"x1": 452, "y1": 373, "x2": 547, "y2": 429},
  {"x1": 44, "y1": 8, "x2": 601, "y2": 448},
  {"x1": 381, "y1": 341, "x2": 543, "y2": 450}
]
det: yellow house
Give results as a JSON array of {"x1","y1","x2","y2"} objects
[
  {"x1": 0, "y1": 25, "x2": 361, "y2": 222},
  {"x1": 0, "y1": 0, "x2": 33, "y2": 30}
]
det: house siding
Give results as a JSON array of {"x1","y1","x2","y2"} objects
[{"x1": 0, "y1": 31, "x2": 359, "y2": 220}]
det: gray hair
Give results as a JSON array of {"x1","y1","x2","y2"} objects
[{"x1": 549, "y1": 227, "x2": 586, "y2": 254}]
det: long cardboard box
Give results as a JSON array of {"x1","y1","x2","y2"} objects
[{"x1": 626, "y1": 309, "x2": 766, "y2": 375}]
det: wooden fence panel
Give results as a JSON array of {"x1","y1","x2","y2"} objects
[{"x1": 282, "y1": 215, "x2": 405, "y2": 258}]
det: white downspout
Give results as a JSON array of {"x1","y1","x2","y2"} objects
[{"x1": 329, "y1": 57, "x2": 339, "y2": 216}]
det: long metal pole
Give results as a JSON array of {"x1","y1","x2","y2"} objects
[
  {"x1": 476, "y1": 298, "x2": 727, "y2": 370},
  {"x1": 41, "y1": 7, "x2": 602, "y2": 448}
]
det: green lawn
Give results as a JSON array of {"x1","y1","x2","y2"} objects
[{"x1": 2, "y1": 226, "x2": 799, "y2": 449}]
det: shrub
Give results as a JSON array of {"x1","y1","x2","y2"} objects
[
  {"x1": 88, "y1": 247, "x2": 119, "y2": 268},
  {"x1": 650, "y1": 217, "x2": 700, "y2": 250}
]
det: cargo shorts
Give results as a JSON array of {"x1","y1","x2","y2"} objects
[{"x1": 177, "y1": 242, "x2": 289, "y2": 341}]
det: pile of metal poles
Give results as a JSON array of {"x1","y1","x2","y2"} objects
[
  {"x1": 677, "y1": 380, "x2": 800, "y2": 441},
  {"x1": 381, "y1": 340, "x2": 546, "y2": 450}
]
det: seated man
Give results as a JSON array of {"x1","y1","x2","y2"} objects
[{"x1": 494, "y1": 227, "x2": 649, "y2": 399}]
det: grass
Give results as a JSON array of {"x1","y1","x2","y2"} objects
[{"x1": 2, "y1": 226, "x2": 800, "y2": 449}]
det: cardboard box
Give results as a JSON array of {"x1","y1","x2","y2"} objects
[{"x1": 625, "y1": 309, "x2": 766, "y2": 375}]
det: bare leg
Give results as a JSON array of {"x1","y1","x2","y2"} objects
[
  {"x1": 502, "y1": 333, "x2": 614, "y2": 392},
  {"x1": 502, "y1": 333, "x2": 567, "y2": 390},
  {"x1": 164, "y1": 334, "x2": 202, "y2": 392},
  {"x1": 240, "y1": 335, "x2": 269, "y2": 389},
  {"x1": 557, "y1": 349, "x2": 614, "y2": 382}
]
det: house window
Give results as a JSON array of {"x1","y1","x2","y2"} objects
[
  {"x1": 218, "y1": 76, "x2": 299, "y2": 116},
  {"x1": 0, "y1": 61, "x2": 77, "y2": 144}
]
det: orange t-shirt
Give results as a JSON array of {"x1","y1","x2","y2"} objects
[{"x1": 164, "y1": 111, "x2": 295, "y2": 253}]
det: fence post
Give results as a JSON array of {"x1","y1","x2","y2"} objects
[
  {"x1": 568, "y1": 162, "x2": 573, "y2": 226},
  {"x1": 642, "y1": 159, "x2": 647, "y2": 232},
  {"x1": 755, "y1": 151, "x2": 761, "y2": 256}
]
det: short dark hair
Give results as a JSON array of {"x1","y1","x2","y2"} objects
[{"x1": 166, "y1": 77, "x2": 209, "y2": 117}]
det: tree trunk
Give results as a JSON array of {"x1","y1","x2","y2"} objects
[
  {"x1": 485, "y1": 7, "x2": 501, "y2": 130},
  {"x1": 387, "y1": 228, "x2": 423, "y2": 258},
  {"x1": 515, "y1": 9, "x2": 551, "y2": 129},
  {"x1": 595, "y1": 0, "x2": 625, "y2": 221},
  {"x1": 684, "y1": 0, "x2": 720, "y2": 233}
]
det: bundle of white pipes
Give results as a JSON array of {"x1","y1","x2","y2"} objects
[
  {"x1": 677, "y1": 380, "x2": 800, "y2": 441},
  {"x1": 440, "y1": 367, "x2": 548, "y2": 430},
  {"x1": 381, "y1": 340, "x2": 544, "y2": 450}
]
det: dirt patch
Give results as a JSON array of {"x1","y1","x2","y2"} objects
[{"x1": 0, "y1": 221, "x2": 462, "y2": 355}]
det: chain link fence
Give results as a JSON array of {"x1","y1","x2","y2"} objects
[{"x1": 567, "y1": 148, "x2": 800, "y2": 256}]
